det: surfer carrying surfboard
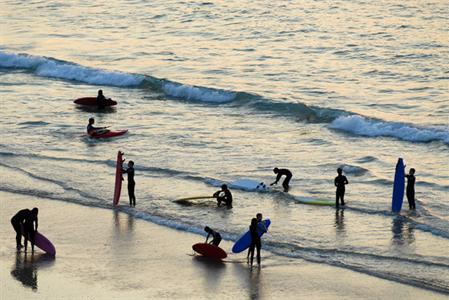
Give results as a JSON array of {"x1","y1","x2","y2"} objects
[
  {"x1": 122, "y1": 160, "x2": 136, "y2": 207},
  {"x1": 204, "y1": 226, "x2": 222, "y2": 246},
  {"x1": 270, "y1": 167, "x2": 292, "y2": 192},
  {"x1": 405, "y1": 168, "x2": 416, "y2": 210},
  {"x1": 10, "y1": 208, "x2": 38, "y2": 252},
  {"x1": 248, "y1": 218, "x2": 262, "y2": 267},
  {"x1": 247, "y1": 213, "x2": 267, "y2": 260},
  {"x1": 213, "y1": 184, "x2": 233, "y2": 208},
  {"x1": 334, "y1": 168, "x2": 349, "y2": 208}
]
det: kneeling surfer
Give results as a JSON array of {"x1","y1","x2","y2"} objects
[
  {"x1": 213, "y1": 184, "x2": 233, "y2": 208},
  {"x1": 204, "y1": 226, "x2": 222, "y2": 246},
  {"x1": 271, "y1": 167, "x2": 292, "y2": 192}
]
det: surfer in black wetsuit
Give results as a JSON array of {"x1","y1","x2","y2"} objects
[
  {"x1": 405, "y1": 168, "x2": 416, "y2": 210},
  {"x1": 86, "y1": 117, "x2": 109, "y2": 136},
  {"x1": 204, "y1": 226, "x2": 222, "y2": 246},
  {"x1": 334, "y1": 168, "x2": 348, "y2": 208},
  {"x1": 270, "y1": 167, "x2": 292, "y2": 192},
  {"x1": 247, "y1": 213, "x2": 267, "y2": 260},
  {"x1": 248, "y1": 218, "x2": 261, "y2": 267},
  {"x1": 96, "y1": 89, "x2": 108, "y2": 108},
  {"x1": 213, "y1": 184, "x2": 233, "y2": 208},
  {"x1": 122, "y1": 160, "x2": 136, "y2": 207},
  {"x1": 11, "y1": 208, "x2": 38, "y2": 252}
]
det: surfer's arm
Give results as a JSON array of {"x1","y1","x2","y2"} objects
[
  {"x1": 344, "y1": 177, "x2": 349, "y2": 184},
  {"x1": 205, "y1": 233, "x2": 210, "y2": 243}
]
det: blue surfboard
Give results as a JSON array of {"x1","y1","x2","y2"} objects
[
  {"x1": 392, "y1": 158, "x2": 405, "y2": 213},
  {"x1": 232, "y1": 219, "x2": 271, "y2": 253}
]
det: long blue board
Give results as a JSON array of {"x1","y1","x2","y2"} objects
[
  {"x1": 232, "y1": 219, "x2": 271, "y2": 253},
  {"x1": 392, "y1": 158, "x2": 405, "y2": 213}
]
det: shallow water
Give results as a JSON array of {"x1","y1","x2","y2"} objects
[{"x1": 1, "y1": 0, "x2": 448, "y2": 295}]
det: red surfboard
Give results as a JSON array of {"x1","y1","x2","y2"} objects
[
  {"x1": 113, "y1": 151, "x2": 124, "y2": 206},
  {"x1": 74, "y1": 97, "x2": 117, "y2": 106},
  {"x1": 192, "y1": 243, "x2": 227, "y2": 260},
  {"x1": 89, "y1": 129, "x2": 128, "y2": 139}
]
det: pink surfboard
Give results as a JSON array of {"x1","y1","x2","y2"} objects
[
  {"x1": 113, "y1": 151, "x2": 124, "y2": 206},
  {"x1": 20, "y1": 226, "x2": 56, "y2": 256}
]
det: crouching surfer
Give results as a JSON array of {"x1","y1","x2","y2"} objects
[
  {"x1": 270, "y1": 167, "x2": 292, "y2": 192},
  {"x1": 204, "y1": 226, "x2": 222, "y2": 246},
  {"x1": 11, "y1": 208, "x2": 38, "y2": 252},
  {"x1": 213, "y1": 184, "x2": 233, "y2": 208},
  {"x1": 86, "y1": 117, "x2": 109, "y2": 136}
]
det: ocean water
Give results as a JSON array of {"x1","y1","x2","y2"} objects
[{"x1": 1, "y1": 0, "x2": 448, "y2": 295}]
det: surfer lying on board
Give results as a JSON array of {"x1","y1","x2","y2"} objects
[
  {"x1": 270, "y1": 167, "x2": 292, "y2": 192},
  {"x1": 87, "y1": 117, "x2": 109, "y2": 136},
  {"x1": 247, "y1": 213, "x2": 267, "y2": 260},
  {"x1": 204, "y1": 226, "x2": 222, "y2": 246},
  {"x1": 405, "y1": 168, "x2": 416, "y2": 210},
  {"x1": 334, "y1": 168, "x2": 349, "y2": 208},
  {"x1": 213, "y1": 184, "x2": 233, "y2": 208},
  {"x1": 122, "y1": 160, "x2": 136, "y2": 207},
  {"x1": 11, "y1": 208, "x2": 38, "y2": 252},
  {"x1": 248, "y1": 218, "x2": 262, "y2": 266}
]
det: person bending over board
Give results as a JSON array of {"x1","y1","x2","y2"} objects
[
  {"x1": 270, "y1": 167, "x2": 292, "y2": 192},
  {"x1": 11, "y1": 208, "x2": 38, "y2": 252},
  {"x1": 405, "y1": 168, "x2": 416, "y2": 210},
  {"x1": 248, "y1": 218, "x2": 262, "y2": 267},
  {"x1": 86, "y1": 117, "x2": 109, "y2": 136},
  {"x1": 204, "y1": 226, "x2": 222, "y2": 246},
  {"x1": 213, "y1": 184, "x2": 233, "y2": 208},
  {"x1": 334, "y1": 168, "x2": 349, "y2": 208},
  {"x1": 247, "y1": 213, "x2": 267, "y2": 260},
  {"x1": 122, "y1": 160, "x2": 136, "y2": 207}
]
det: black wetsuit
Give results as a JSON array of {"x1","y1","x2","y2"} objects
[
  {"x1": 334, "y1": 175, "x2": 348, "y2": 207},
  {"x1": 206, "y1": 229, "x2": 222, "y2": 246},
  {"x1": 214, "y1": 189, "x2": 233, "y2": 208},
  {"x1": 97, "y1": 94, "x2": 107, "y2": 108},
  {"x1": 248, "y1": 223, "x2": 261, "y2": 265},
  {"x1": 275, "y1": 169, "x2": 292, "y2": 191},
  {"x1": 10, "y1": 209, "x2": 30, "y2": 250},
  {"x1": 23, "y1": 213, "x2": 38, "y2": 252},
  {"x1": 123, "y1": 167, "x2": 136, "y2": 207},
  {"x1": 405, "y1": 174, "x2": 416, "y2": 210}
]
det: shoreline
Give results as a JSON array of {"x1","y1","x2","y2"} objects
[{"x1": 1, "y1": 191, "x2": 447, "y2": 299}]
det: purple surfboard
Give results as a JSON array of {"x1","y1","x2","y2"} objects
[{"x1": 34, "y1": 231, "x2": 56, "y2": 256}]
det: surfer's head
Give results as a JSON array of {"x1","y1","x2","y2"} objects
[
  {"x1": 128, "y1": 161, "x2": 134, "y2": 167},
  {"x1": 98, "y1": 89, "x2": 103, "y2": 96},
  {"x1": 337, "y1": 168, "x2": 343, "y2": 175},
  {"x1": 273, "y1": 167, "x2": 279, "y2": 173},
  {"x1": 251, "y1": 218, "x2": 257, "y2": 226},
  {"x1": 89, "y1": 117, "x2": 95, "y2": 124},
  {"x1": 31, "y1": 207, "x2": 38, "y2": 216},
  {"x1": 410, "y1": 168, "x2": 415, "y2": 175},
  {"x1": 204, "y1": 226, "x2": 211, "y2": 233},
  {"x1": 256, "y1": 213, "x2": 262, "y2": 221},
  {"x1": 221, "y1": 184, "x2": 228, "y2": 190}
]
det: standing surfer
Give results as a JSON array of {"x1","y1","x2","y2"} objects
[
  {"x1": 405, "y1": 168, "x2": 416, "y2": 210},
  {"x1": 248, "y1": 218, "x2": 262, "y2": 267},
  {"x1": 213, "y1": 184, "x2": 233, "y2": 208},
  {"x1": 247, "y1": 213, "x2": 267, "y2": 260},
  {"x1": 204, "y1": 226, "x2": 222, "y2": 246},
  {"x1": 270, "y1": 167, "x2": 292, "y2": 192},
  {"x1": 122, "y1": 160, "x2": 136, "y2": 207},
  {"x1": 334, "y1": 168, "x2": 349, "y2": 208}
]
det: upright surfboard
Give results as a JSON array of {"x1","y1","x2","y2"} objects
[
  {"x1": 392, "y1": 158, "x2": 405, "y2": 213},
  {"x1": 232, "y1": 219, "x2": 271, "y2": 253},
  {"x1": 113, "y1": 151, "x2": 124, "y2": 206},
  {"x1": 192, "y1": 243, "x2": 227, "y2": 260}
]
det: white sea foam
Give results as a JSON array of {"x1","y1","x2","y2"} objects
[
  {"x1": 330, "y1": 115, "x2": 449, "y2": 145},
  {"x1": 162, "y1": 82, "x2": 236, "y2": 103},
  {"x1": 0, "y1": 51, "x2": 144, "y2": 87}
]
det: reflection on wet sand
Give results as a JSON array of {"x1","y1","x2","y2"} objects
[{"x1": 10, "y1": 252, "x2": 55, "y2": 291}]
